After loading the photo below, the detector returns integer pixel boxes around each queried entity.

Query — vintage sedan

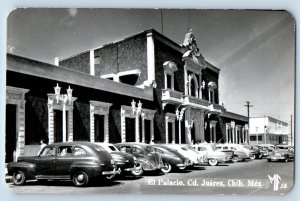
[257,144,276,158]
[243,145,262,159]
[215,144,249,162]
[151,145,193,172]
[267,145,294,162]
[192,144,230,166]
[7,142,120,187]
[115,143,164,176]
[94,143,140,177]
[165,144,203,166]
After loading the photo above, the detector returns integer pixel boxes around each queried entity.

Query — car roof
[115,142,150,147]
[48,141,95,147]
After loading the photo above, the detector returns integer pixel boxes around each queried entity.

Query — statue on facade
[182,29,201,58]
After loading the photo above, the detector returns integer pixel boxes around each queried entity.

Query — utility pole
[290,115,293,146]
[244,101,253,144]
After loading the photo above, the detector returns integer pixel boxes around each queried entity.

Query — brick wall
[59,51,90,74]
[94,35,147,86]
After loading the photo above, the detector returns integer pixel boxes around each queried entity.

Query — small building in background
[249,116,290,145]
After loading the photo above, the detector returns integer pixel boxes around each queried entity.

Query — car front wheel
[250,154,256,160]
[232,155,239,163]
[12,170,26,186]
[208,159,218,166]
[161,163,172,173]
[131,166,144,176]
[73,171,89,187]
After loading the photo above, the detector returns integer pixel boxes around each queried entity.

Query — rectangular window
[258,136,263,141]
[167,74,172,89]
[250,136,256,141]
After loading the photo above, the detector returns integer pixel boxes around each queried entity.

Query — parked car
[165,144,203,166]
[94,142,140,177]
[215,144,249,162]
[192,144,230,166]
[115,143,164,176]
[257,144,276,158]
[7,142,120,187]
[267,145,294,162]
[151,145,193,172]
[243,145,262,159]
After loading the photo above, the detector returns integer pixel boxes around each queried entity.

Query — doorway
[125,117,135,142]
[6,104,17,163]
[94,114,104,142]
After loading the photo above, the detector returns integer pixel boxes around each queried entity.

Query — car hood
[17,155,37,163]
[110,151,135,162]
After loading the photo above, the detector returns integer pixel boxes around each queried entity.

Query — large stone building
[249,116,290,145]
[6,29,249,162]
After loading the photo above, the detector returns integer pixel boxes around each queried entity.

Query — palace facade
[6,29,249,162]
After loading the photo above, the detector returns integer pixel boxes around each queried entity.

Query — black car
[94,142,140,177]
[115,143,164,176]
[7,142,120,187]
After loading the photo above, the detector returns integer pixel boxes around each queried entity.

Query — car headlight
[111,159,115,165]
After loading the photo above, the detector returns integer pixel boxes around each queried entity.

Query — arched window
[188,73,199,98]
[208,81,217,103]
[163,61,178,90]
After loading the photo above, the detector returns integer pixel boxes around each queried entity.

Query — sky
[6,8,295,123]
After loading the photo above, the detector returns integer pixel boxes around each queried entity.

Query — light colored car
[165,144,204,166]
[151,145,193,172]
[192,144,230,166]
[215,144,249,162]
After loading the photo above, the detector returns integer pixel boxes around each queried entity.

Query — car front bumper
[102,166,121,176]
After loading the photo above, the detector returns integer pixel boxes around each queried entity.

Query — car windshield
[93,145,106,152]
[145,145,155,153]
[108,145,119,151]
[186,146,199,154]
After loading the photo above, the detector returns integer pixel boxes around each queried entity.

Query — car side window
[57,146,73,157]
[223,146,228,150]
[73,147,87,156]
[230,147,237,150]
[40,147,55,156]
[119,146,131,153]
[215,147,221,150]
[132,147,143,154]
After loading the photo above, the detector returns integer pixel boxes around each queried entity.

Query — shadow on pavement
[187,166,206,171]
[115,175,143,181]
[22,179,123,187]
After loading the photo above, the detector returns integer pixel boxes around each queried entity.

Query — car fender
[70,160,104,177]
[7,162,36,180]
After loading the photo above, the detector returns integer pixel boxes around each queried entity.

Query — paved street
[6,159,294,195]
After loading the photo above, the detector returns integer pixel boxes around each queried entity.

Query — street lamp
[54,83,73,142]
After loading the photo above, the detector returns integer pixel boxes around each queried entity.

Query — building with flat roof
[6,29,248,162]
[249,116,290,145]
